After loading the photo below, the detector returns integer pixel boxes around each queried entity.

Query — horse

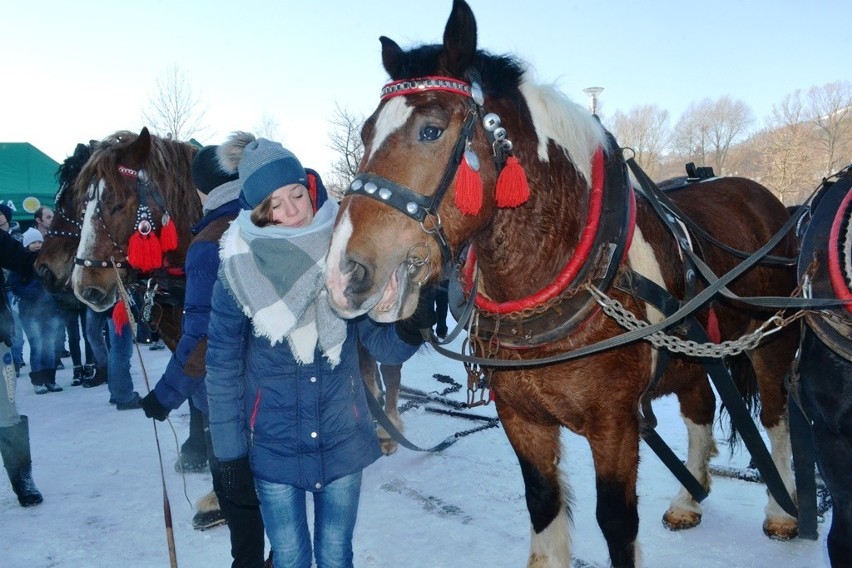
[323,1,800,566]
[794,164,852,567]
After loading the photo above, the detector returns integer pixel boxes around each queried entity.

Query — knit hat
[0,203,12,224]
[22,227,43,248]
[192,145,238,195]
[238,138,307,209]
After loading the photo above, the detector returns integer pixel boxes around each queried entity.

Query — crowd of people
[1,132,448,568]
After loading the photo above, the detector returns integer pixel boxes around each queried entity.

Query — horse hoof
[662,509,702,531]
[763,518,798,540]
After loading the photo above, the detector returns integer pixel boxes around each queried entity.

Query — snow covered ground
[5,329,832,567]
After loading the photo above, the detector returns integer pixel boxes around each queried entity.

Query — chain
[587,284,800,358]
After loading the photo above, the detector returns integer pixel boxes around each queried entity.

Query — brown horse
[324,1,799,566]
[70,128,200,331]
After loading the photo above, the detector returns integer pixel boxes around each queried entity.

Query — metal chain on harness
[586,283,805,358]
[463,312,495,407]
[141,278,158,324]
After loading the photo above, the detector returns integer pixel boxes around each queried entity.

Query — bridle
[344,73,515,273]
[46,183,84,240]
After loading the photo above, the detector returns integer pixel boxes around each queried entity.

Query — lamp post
[583,86,604,116]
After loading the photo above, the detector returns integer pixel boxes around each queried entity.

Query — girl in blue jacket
[206,138,430,568]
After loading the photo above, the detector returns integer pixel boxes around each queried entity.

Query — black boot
[30,370,47,395]
[71,366,84,387]
[0,416,44,507]
[43,368,63,392]
[82,363,96,381]
[82,366,107,388]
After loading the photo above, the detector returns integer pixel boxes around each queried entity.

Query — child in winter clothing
[205,136,433,568]
[9,228,63,394]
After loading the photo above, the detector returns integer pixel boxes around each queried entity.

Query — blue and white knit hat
[238,138,307,208]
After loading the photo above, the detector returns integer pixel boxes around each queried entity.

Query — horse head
[71,127,200,311]
[325,0,606,322]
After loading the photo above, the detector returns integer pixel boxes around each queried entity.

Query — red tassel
[159,216,178,252]
[112,299,130,335]
[496,156,530,208]
[706,307,721,343]
[127,230,163,272]
[454,155,483,215]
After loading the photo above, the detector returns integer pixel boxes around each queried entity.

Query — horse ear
[126,127,152,166]
[441,0,477,76]
[380,36,404,79]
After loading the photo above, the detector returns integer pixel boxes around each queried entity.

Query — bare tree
[671,97,753,174]
[609,104,670,179]
[254,113,281,141]
[759,91,820,204]
[326,103,365,200]
[807,80,852,175]
[142,65,207,141]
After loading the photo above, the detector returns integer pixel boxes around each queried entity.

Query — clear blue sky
[2,0,849,177]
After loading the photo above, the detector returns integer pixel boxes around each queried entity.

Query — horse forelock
[517,75,609,186]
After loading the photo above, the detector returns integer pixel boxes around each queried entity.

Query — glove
[219,457,260,507]
[141,391,170,421]
[395,285,438,346]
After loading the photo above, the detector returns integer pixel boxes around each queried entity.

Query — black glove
[219,457,260,507]
[141,391,170,422]
[395,285,438,346]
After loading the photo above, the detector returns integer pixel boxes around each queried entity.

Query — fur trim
[194,489,220,512]
[217,131,256,174]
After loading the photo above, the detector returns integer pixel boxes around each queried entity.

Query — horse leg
[800,330,852,567]
[587,416,642,568]
[662,363,718,531]
[378,363,403,455]
[750,332,799,540]
[497,404,570,568]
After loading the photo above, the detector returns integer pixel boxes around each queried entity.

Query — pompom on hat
[192,145,238,195]
[22,227,43,248]
[237,138,307,209]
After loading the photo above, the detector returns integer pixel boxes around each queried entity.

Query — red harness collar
[463,148,635,315]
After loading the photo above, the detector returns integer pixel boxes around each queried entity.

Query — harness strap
[363,386,460,452]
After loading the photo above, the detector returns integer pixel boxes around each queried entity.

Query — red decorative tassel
[112,299,130,335]
[159,215,178,252]
[705,307,721,343]
[496,156,530,208]
[454,155,483,215]
[127,230,163,272]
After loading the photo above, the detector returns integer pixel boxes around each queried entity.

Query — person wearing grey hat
[205,135,431,568]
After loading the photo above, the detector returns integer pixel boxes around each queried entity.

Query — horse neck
[472,154,587,303]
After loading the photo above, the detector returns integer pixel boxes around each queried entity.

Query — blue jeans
[256,471,363,568]
[18,303,61,376]
[5,291,24,366]
[85,308,135,403]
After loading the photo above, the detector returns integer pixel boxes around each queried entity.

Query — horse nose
[81,286,109,306]
[343,257,371,297]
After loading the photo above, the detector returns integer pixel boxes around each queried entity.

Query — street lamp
[583,86,604,116]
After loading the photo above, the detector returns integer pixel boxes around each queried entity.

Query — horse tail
[718,353,761,455]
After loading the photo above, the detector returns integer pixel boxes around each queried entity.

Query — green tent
[0,142,60,225]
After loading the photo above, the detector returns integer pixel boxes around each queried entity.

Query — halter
[47,183,84,240]
[345,73,514,271]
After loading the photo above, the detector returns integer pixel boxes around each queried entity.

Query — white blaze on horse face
[364,97,412,163]
[325,206,356,314]
[70,180,104,294]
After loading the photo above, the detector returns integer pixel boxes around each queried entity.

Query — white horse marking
[365,97,412,163]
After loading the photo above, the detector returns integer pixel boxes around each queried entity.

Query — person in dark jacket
[205,136,432,568]
[141,141,267,567]
[0,229,44,507]
[1,203,26,372]
[9,228,63,394]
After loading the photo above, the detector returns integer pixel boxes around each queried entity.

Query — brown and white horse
[324,1,800,566]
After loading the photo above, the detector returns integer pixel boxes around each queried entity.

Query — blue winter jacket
[206,279,419,491]
[152,198,241,414]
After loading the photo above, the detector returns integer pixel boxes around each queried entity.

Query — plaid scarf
[219,200,345,366]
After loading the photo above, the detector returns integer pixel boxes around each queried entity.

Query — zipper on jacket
[249,389,262,446]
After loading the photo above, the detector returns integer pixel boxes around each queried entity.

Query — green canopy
[0,142,60,224]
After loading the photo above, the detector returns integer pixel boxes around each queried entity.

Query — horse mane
[392,44,608,185]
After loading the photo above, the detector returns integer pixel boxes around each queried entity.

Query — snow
[6,331,832,567]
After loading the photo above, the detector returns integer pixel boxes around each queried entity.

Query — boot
[43,368,63,392]
[82,366,107,388]
[71,366,84,387]
[30,370,48,395]
[82,363,96,381]
[0,416,44,507]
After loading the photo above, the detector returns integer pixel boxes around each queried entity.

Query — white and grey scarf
[219,200,346,366]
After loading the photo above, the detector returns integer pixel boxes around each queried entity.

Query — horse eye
[419,125,444,142]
